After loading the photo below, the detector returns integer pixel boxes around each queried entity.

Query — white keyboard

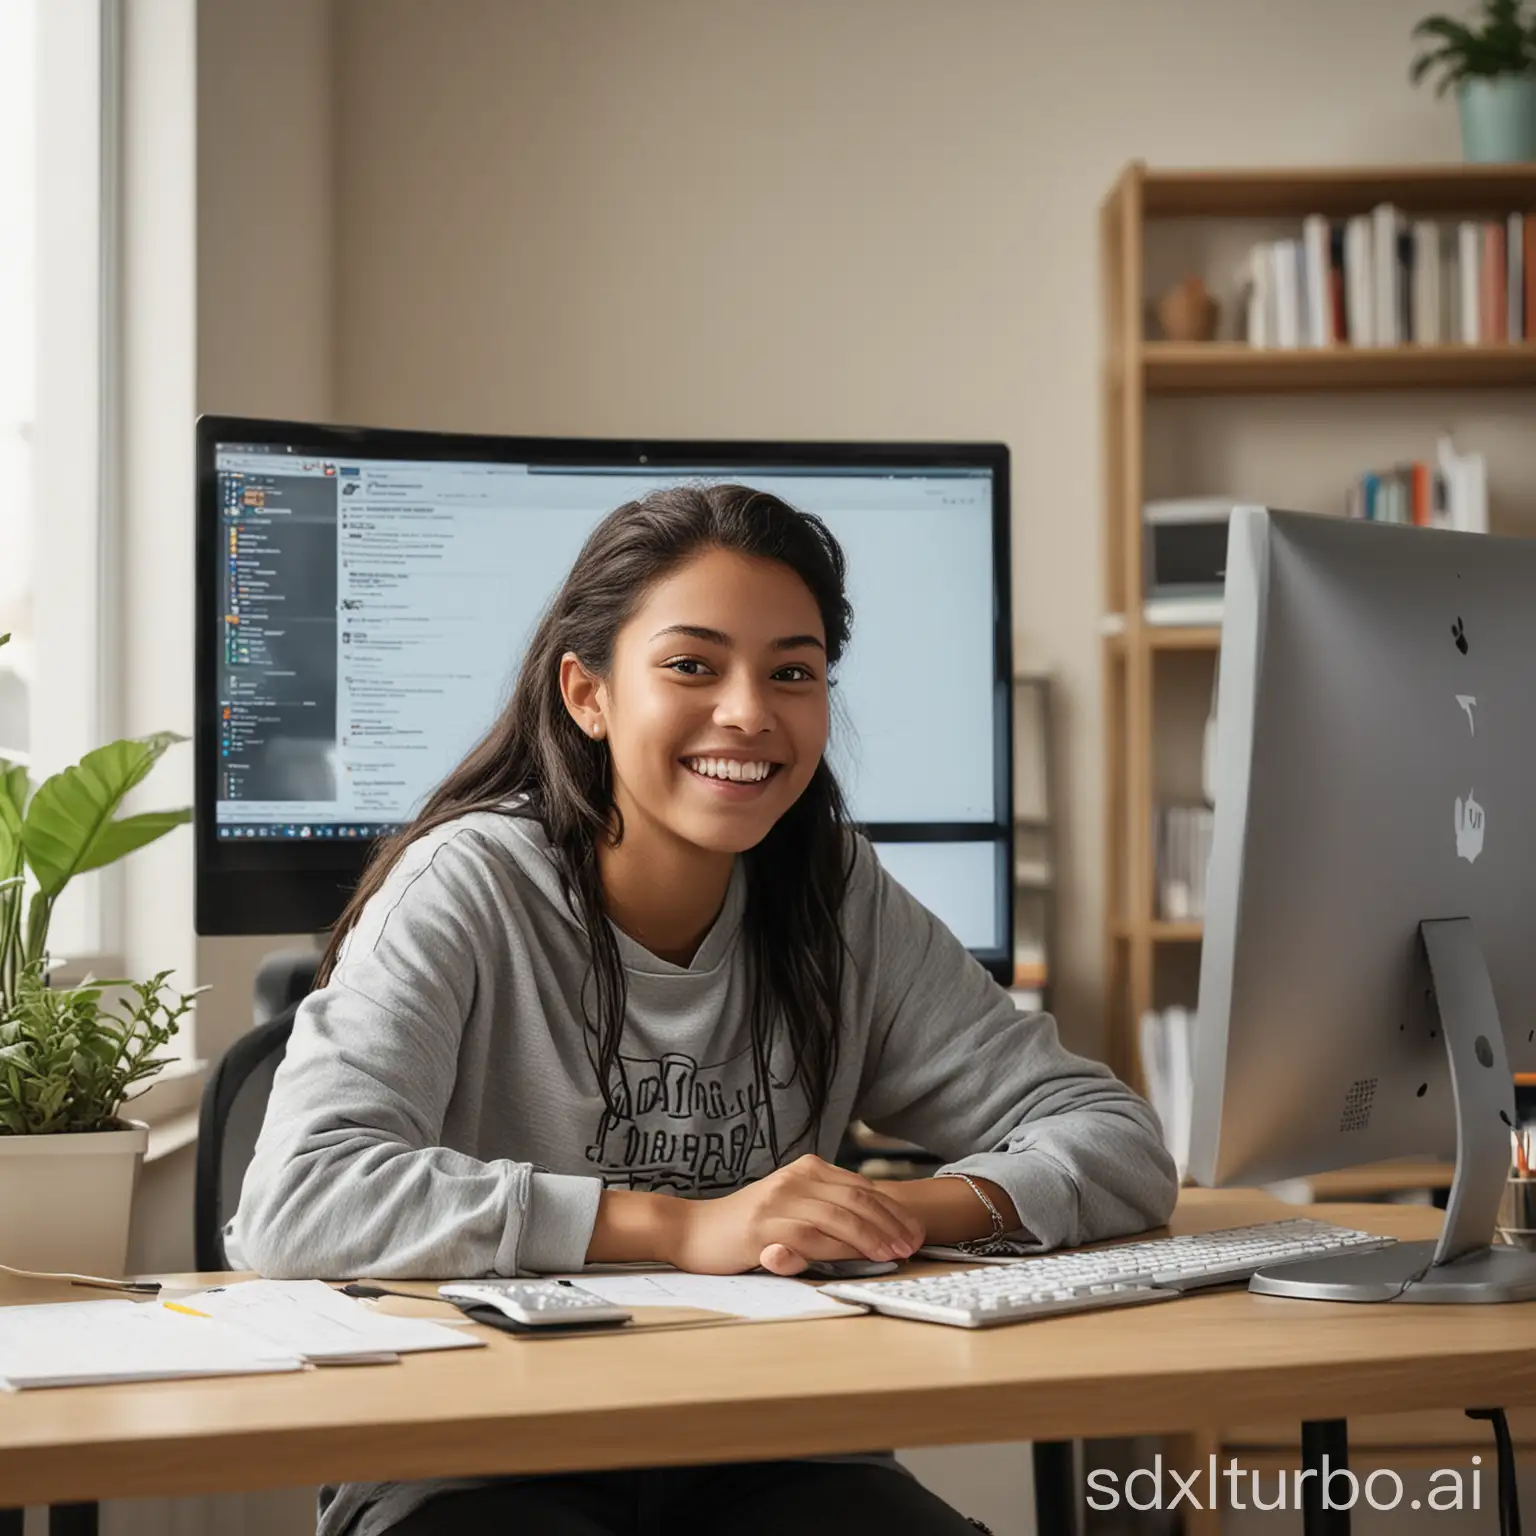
[820,1217,1397,1329]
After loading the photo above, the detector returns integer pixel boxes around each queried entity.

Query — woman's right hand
[660,1154,927,1276]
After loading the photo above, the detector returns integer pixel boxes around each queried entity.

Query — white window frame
[31,0,122,967]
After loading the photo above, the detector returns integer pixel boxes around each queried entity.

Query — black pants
[383,1461,986,1536]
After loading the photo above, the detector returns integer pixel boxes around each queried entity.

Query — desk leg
[49,1505,98,1536]
[1300,1420,1350,1536]
[1032,1440,1078,1536]
[0,1509,21,1536]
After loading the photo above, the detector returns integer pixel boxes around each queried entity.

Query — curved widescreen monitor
[195,417,1014,979]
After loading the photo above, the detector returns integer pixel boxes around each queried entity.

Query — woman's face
[569,547,831,856]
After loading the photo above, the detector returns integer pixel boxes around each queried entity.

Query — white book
[1273,240,1301,348]
[1510,213,1525,343]
[1198,811,1215,914]
[1441,226,1459,342]
[1246,243,1270,347]
[1462,452,1489,535]
[1344,216,1373,345]
[1412,221,1441,344]
[1372,203,1401,345]
[1164,1006,1195,1179]
[1458,222,1481,343]
[1303,215,1331,345]
[1138,1010,1174,1154]
[1438,435,1490,534]
[1158,808,1190,920]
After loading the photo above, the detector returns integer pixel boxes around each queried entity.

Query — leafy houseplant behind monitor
[0,633,198,1278]
[1411,0,1536,162]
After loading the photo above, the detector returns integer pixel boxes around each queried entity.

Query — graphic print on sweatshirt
[583,1044,773,1193]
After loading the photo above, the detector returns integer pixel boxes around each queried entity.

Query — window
[0,2,36,764]
[4,0,119,961]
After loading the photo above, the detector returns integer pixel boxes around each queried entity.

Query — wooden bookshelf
[1103,169,1528,1525]
[1099,162,1536,1127]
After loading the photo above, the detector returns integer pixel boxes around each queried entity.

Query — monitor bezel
[195,415,1015,978]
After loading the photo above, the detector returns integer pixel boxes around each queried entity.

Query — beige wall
[195,0,335,1068]
[323,0,1509,1053]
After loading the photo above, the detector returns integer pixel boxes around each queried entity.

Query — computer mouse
[800,1258,901,1279]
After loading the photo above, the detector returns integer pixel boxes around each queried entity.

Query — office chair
[193,1000,298,1272]
[193,949,320,1270]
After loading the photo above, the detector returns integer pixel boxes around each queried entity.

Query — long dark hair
[317,483,856,1165]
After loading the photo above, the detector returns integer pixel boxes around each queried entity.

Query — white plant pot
[0,1120,148,1278]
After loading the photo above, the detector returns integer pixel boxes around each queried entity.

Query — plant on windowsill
[1411,0,1536,162]
[0,632,199,1278]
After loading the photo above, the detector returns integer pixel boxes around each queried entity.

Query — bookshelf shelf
[1104,624,1221,654]
[1143,341,1536,394]
[1136,162,1536,220]
[1114,919,1204,943]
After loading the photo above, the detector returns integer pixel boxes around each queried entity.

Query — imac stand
[1251,918,1536,1304]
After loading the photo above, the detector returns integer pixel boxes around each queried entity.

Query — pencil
[162,1301,211,1319]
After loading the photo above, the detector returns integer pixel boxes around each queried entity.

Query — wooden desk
[1,1191,1533,1517]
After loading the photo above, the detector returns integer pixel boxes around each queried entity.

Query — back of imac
[1191,505,1536,1302]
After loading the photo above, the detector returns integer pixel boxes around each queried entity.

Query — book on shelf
[1156,803,1215,921]
[1138,1005,1194,1179]
[1344,435,1488,533]
[1238,205,1536,348]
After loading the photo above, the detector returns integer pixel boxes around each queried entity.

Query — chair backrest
[194,1002,298,1271]
[253,949,321,1026]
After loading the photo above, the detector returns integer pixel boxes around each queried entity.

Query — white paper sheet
[559,1272,866,1321]
[0,1299,304,1390]
[178,1280,483,1362]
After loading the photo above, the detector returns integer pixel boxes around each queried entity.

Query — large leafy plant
[0,632,197,1134]
[1411,0,1536,93]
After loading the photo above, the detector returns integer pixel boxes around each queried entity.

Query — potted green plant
[1412,0,1536,162]
[0,632,198,1278]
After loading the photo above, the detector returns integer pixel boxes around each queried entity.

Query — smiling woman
[229,483,1177,1536]
[561,547,834,967]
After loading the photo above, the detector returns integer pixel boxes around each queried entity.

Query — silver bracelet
[937,1171,1010,1254]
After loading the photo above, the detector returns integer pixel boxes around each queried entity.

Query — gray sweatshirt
[230,808,1177,1536]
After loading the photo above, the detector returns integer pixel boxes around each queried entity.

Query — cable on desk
[1466,1409,1521,1536]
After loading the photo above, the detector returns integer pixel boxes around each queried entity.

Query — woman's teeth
[684,757,775,783]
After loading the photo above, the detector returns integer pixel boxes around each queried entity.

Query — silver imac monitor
[1192,506,1536,1303]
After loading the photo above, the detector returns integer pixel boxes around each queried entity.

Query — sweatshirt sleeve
[849,841,1179,1251]
[226,828,602,1280]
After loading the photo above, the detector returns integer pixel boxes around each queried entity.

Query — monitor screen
[196,419,1013,975]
